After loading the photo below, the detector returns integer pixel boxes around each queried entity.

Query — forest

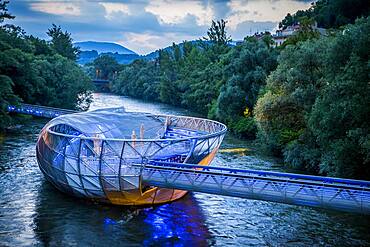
[110,0,370,179]
[0,1,92,129]
[0,0,369,179]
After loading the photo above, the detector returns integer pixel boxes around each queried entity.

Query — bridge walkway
[140,161,370,214]
[7,103,78,118]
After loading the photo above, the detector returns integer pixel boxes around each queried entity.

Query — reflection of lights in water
[104,218,117,225]
[142,198,211,246]
[145,205,180,241]
[33,183,212,246]
[100,196,211,246]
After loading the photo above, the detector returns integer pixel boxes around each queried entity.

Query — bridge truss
[140,161,370,214]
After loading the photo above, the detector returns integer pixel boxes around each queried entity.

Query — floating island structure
[36,108,227,205]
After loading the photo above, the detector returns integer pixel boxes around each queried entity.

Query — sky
[6,0,313,54]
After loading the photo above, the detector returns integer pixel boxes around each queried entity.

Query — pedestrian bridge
[7,103,370,214]
[7,103,78,118]
[141,161,370,214]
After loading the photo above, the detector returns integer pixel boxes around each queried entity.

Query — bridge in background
[92,79,110,91]
[7,103,78,118]
[7,103,370,214]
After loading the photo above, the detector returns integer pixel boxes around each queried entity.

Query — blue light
[104,217,117,225]
[142,200,210,246]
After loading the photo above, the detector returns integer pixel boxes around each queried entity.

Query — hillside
[75,41,137,54]
[75,41,141,65]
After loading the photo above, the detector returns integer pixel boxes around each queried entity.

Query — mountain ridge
[74,41,137,55]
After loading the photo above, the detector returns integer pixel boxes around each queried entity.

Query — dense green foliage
[212,38,278,138]
[256,18,370,179]
[280,0,370,29]
[113,38,277,138]
[88,54,120,80]
[112,0,369,179]
[0,1,92,130]
[0,0,13,23]
[47,24,79,61]
[113,18,277,138]
[203,19,231,45]
[281,17,320,47]
[112,59,159,100]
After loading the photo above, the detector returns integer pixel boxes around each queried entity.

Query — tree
[309,56,370,178]
[261,33,274,48]
[214,38,278,137]
[308,18,370,179]
[91,54,120,80]
[0,3,93,131]
[313,0,370,28]
[112,59,160,101]
[216,82,246,121]
[279,13,294,28]
[111,26,277,138]
[31,54,93,110]
[0,0,14,23]
[255,18,370,179]
[204,19,231,45]
[279,0,370,30]
[47,24,79,60]
[158,49,179,105]
[0,75,19,129]
[28,35,54,56]
[255,37,328,156]
[282,17,320,47]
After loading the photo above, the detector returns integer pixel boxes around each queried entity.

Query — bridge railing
[146,161,370,188]
[140,161,370,214]
[7,103,78,118]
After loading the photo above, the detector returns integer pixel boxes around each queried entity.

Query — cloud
[229,20,278,39]
[99,2,131,19]
[120,32,199,54]
[145,0,214,26]
[30,1,81,16]
[227,0,312,30]
[6,0,314,54]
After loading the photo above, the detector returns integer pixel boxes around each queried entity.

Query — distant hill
[78,51,140,65]
[75,40,223,65]
[141,40,215,61]
[74,41,140,65]
[75,41,137,55]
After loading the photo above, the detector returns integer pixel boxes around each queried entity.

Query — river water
[1,93,369,246]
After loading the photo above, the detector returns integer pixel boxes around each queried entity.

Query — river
[1,93,369,246]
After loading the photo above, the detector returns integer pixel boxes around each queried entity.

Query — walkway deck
[140,162,370,214]
[7,103,78,118]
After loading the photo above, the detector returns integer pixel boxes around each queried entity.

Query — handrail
[8,103,78,113]
[45,114,227,142]
[146,161,370,188]
[7,103,228,142]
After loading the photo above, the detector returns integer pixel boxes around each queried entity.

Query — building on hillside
[272,24,301,46]
[271,22,326,47]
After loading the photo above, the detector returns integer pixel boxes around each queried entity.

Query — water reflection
[89,93,196,116]
[33,181,212,246]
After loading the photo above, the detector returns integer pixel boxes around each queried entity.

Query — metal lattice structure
[141,162,370,214]
[8,103,78,118]
[35,108,227,205]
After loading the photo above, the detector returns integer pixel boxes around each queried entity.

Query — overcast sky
[6,0,313,54]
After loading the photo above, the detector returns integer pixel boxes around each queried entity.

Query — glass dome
[36,108,227,205]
